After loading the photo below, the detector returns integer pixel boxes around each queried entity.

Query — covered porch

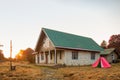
[35,49,64,65]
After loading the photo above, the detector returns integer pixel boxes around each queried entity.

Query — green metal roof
[43,28,103,52]
[100,48,115,55]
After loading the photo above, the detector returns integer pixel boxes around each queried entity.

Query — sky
[0,0,120,58]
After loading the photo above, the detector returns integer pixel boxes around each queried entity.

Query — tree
[15,50,24,60]
[15,48,35,63]
[0,50,5,60]
[101,40,107,49]
[108,34,120,58]
[23,48,35,63]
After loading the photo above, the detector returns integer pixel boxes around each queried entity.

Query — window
[41,54,44,60]
[59,51,62,59]
[72,51,78,60]
[91,53,95,60]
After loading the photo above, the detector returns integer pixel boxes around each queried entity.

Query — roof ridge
[42,27,91,40]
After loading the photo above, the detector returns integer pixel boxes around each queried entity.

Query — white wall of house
[46,50,65,64]
[39,53,46,63]
[37,36,55,64]
[35,53,46,64]
[35,54,40,64]
[56,51,65,64]
[41,37,55,51]
[105,52,118,63]
[64,50,100,66]
[49,52,55,64]
[35,54,38,64]
[35,50,100,66]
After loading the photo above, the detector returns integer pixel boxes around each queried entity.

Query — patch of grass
[0,61,120,80]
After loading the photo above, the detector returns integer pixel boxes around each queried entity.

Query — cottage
[100,48,118,63]
[34,28,103,66]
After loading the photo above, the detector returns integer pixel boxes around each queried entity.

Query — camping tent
[92,57,111,68]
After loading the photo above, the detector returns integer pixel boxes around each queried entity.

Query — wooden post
[10,40,12,71]
[48,50,50,64]
[37,53,40,64]
[54,49,56,64]
[9,40,16,71]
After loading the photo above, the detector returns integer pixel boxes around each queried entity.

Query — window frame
[59,51,62,59]
[91,52,95,60]
[72,51,78,60]
[41,53,44,60]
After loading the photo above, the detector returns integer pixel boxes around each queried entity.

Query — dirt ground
[0,61,120,80]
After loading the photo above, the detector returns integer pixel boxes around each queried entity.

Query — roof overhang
[55,46,101,53]
[32,52,38,55]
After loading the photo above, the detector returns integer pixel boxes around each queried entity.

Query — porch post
[54,49,57,64]
[37,53,39,64]
[35,54,38,64]
[39,52,41,64]
[48,50,50,64]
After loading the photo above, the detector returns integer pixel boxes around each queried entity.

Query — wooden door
[45,53,48,64]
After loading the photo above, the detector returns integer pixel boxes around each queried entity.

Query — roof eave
[100,54,108,56]
[34,28,43,52]
[55,46,101,53]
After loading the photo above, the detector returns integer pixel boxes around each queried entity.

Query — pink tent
[92,57,111,68]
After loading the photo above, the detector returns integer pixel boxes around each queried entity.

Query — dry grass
[0,61,42,80]
[0,61,120,80]
[55,63,120,80]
